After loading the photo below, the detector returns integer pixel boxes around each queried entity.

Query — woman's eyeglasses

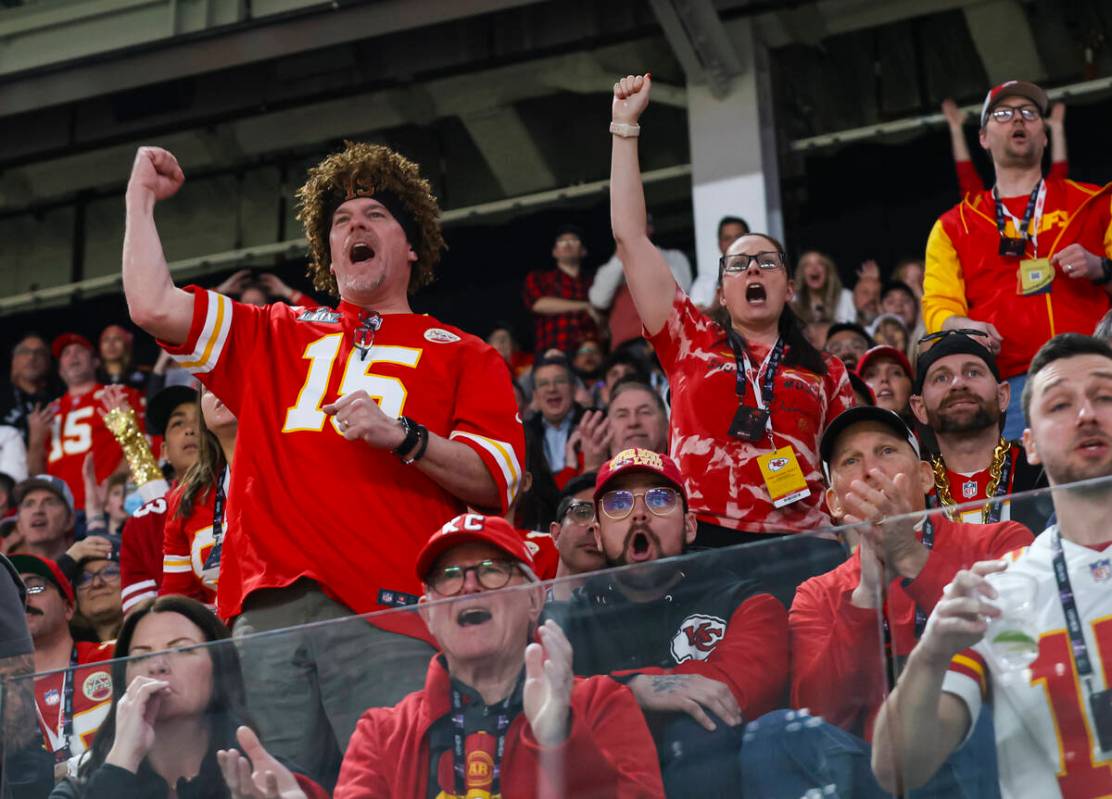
[599,487,681,520]
[720,252,786,275]
[426,560,519,596]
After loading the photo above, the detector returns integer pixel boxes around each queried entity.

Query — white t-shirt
[942,528,1112,798]
[588,248,693,310]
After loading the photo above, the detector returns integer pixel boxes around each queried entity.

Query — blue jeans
[1003,373,1028,441]
[649,710,745,799]
[738,708,1000,799]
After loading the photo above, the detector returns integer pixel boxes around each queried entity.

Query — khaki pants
[232,580,434,788]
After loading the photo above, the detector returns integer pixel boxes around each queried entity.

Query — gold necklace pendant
[933,438,1010,522]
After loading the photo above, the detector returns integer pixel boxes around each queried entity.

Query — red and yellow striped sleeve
[923,219,968,333]
[948,647,989,700]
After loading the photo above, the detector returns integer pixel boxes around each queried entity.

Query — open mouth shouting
[349,241,376,263]
[745,282,767,306]
[623,526,660,564]
[456,606,494,628]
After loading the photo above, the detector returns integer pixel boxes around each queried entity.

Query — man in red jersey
[924,79,1112,441]
[12,554,114,778]
[39,334,143,517]
[121,141,524,785]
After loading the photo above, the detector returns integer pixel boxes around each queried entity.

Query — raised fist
[126,146,185,205]
[612,74,652,125]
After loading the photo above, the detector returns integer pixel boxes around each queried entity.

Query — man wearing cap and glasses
[121,142,524,784]
[910,330,1050,531]
[553,448,788,799]
[739,406,1031,798]
[228,513,665,798]
[11,554,114,777]
[873,333,1112,798]
[923,79,1112,442]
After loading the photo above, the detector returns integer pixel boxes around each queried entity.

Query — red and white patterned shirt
[648,288,853,535]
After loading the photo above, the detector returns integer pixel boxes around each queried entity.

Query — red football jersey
[34,641,115,761]
[46,385,145,508]
[162,288,525,639]
[159,481,218,606]
[648,288,853,534]
[120,495,170,613]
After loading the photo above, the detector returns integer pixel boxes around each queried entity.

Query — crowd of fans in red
[1,75,1111,799]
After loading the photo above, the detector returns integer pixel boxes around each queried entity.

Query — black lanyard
[1052,532,1097,684]
[728,330,784,409]
[51,646,78,762]
[993,181,1041,257]
[202,466,227,571]
[450,685,516,797]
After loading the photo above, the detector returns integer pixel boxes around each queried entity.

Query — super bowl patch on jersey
[424,328,461,344]
[670,613,727,663]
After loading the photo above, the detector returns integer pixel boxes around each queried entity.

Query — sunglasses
[426,559,519,596]
[916,328,992,354]
[599,487,681,520]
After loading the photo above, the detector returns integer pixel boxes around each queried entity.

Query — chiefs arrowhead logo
[670,613,727,663]
[767,457,788,472]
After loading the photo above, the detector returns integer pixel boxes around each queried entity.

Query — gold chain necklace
[932,437,1010,521]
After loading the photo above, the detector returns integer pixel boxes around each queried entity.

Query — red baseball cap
[856,345,913,382]
[980,80,1048,127]
[415,514,533,582]
[10,553,75,605]
[51,332,94,360]
[594,447,686,501]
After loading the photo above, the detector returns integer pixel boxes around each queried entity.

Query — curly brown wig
[296,141,446,296]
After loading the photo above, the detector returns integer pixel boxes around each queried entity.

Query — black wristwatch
[1096,258,1112,286]
[392,416,428,464]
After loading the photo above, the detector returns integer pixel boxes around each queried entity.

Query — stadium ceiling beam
[0,0,548,117]
[648,0,743,97]
[460,107,558,197]
[757,0,974,48]
[0,163,692,317]
[788,75,1112,153]
[962,0,1047,85]
[0,42,686,213]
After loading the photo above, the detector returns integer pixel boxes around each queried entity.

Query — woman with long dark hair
[609,74,854,549]
[159,386,237,605]
[50,595,323,798]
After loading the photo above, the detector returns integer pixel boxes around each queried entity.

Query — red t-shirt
[33,641,115,760]
[159,482,218,606]
[120,495,170,613]
[161,289,525,639]
[648,288,854,534]
[46,385,145,507]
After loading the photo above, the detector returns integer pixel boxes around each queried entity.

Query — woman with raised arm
[609,74,854,550]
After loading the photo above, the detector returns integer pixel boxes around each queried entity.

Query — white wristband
[609,121,641,138]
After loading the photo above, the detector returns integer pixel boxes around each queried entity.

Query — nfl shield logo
[961,480,978,499]
[1090,559,1112,583]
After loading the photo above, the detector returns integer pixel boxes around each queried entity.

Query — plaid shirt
[522,267,598,354]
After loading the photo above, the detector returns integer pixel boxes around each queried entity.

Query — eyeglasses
[535,376,570,390]
[76,563,120,589]
[426,559,519,596]
[720,251,786,274]
[599,487,681,520]
[13,346,48,358]
[989,105,1041,123]
[917,329,992,354]
[23,580,50,596]
[562,500,596,525]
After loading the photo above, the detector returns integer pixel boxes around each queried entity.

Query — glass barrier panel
[17,472,1109,798]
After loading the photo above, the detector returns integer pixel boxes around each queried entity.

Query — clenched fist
[126,147,185,207]
[612,74,653,126]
